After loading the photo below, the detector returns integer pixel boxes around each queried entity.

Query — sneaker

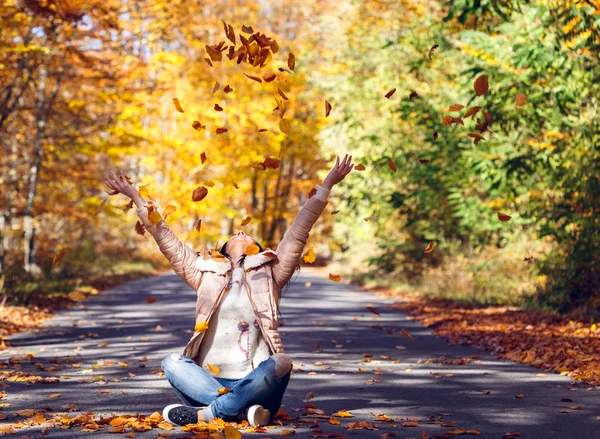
[245,404,270,427]
[162,404,200,426]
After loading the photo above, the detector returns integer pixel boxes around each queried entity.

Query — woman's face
[226,230,257,257]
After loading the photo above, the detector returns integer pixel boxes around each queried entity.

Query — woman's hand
[322,154,354,191]
[103,169,137,199]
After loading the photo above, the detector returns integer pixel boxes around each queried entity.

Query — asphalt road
[2,267,599,438]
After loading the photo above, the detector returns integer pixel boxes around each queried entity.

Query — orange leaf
[232,181,239,189]
[262,157,280,169]
[287,53,296,70]
[241,216,251,226]
[424,242,435,253]
[262,72,276,82]
[163,205,176,219]
[207,363,220,374]
[388,157,397,172]
[192,187,208,202]
[355,163,365,170]
[303,248,316,263]
[401,329,414,342]
[385,88,397,99]
[217,387,231,395]
[366,306,380,316]
[473,74,489,96]
[402,421,419,427]
[172,97,184,113]
[329,273,341,282]
[449,104,464,112]
[241,25,254,34]
[498,212,512,222]
[245,244,260,256]
[201,152,207,164]
[216,128,228,134]
[145,297,157,304]
[515,93,527,107]
[325,100,332,117]
[464,106,482,118]
[328,417,340,425]
[194,321,209,332]
[53,248,69,266]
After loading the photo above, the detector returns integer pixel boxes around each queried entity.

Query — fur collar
[195,249,278,275]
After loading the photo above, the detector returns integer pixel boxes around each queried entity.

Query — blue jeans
[161,354,291,423]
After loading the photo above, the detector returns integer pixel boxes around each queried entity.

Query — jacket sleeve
[272,187,329,289]
[135,205,204,292]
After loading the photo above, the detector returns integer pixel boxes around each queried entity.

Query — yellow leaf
[217,387,231,395]
[194,322,209,332]
[279,118,292,134]
[224,424,241,439]
[68,291,86,301]
[162,205,176,219]
[303,248,316,263]
[328,417,340,425]
[333,410,354,417]
[207,363,220,374]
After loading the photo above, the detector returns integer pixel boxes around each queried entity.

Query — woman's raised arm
[104,169,205,292]
[271,154,354,289]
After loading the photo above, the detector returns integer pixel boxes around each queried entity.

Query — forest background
[1,0,599,333]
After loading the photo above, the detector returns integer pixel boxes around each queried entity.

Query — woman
[103,154,353,427]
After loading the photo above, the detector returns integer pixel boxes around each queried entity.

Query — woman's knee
[161,353,181,375]
[271,353,293,378]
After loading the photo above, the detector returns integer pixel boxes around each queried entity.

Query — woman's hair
[217,237,300,325]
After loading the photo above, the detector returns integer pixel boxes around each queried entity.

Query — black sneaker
[162,404,200,426]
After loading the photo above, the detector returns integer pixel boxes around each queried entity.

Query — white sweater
[196,184,330,379]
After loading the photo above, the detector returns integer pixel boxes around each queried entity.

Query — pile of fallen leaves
[388,298,600,385]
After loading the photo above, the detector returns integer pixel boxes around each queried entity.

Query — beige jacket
[135,195,328,362]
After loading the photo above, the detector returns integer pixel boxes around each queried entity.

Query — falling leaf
[262,157,280,169]
[223,84,233,93]
[464,106,482,118]
[216,128,228,134]
[211,81,220,94]
[244,73,263,83]
[172,98,184,113]
[148,211,162,225]
[241,216,251,226]
[245,244,260,256]
[258,128,268,132]
[279,118,292,134]
[474,74,489,96]
[195,322,209,332]
[232,181,239,189]
[498,212,512,222]
[53,248,69,266]
[214,104,224,111]
[192,186,209,202]
[449,104,464,112]
[263,72,276,82]
[409,91,419,100]
[424,242,435,253]
[325,100,332,117]
[241,24,254,34]
[433,131,439,140]
[303,248,316,263]
[217,387,231,395]
[468,133,486,145]
[287,52,295,71]
[145,297,157,304]
[163,205,176,219]
[94,199,107,216]
[428,44,439,60]
[331,209,340,215]
[204,57,213,67]
[355,163,365,170]
[385,88,397,99]
[515,93,527,107]
[278,88,289,100]
[192,120,206,130]
[329,273,341,282]
[419,159,429,164]
[68,291,86,301]
[204,180,215,187]
[388,157,397,172]
[401,329,414,342]
[200,152,207,164]
[515,394,525,399]
[195,219,202,232]
[366,306,380,316]
[207,363,220,375]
